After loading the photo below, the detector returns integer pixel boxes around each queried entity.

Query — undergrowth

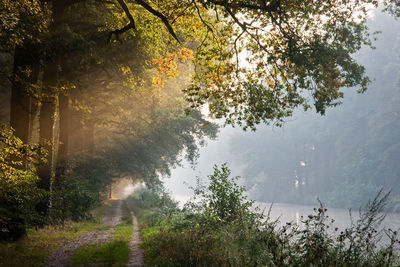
[128,164,400,266]
[0,199,106,266]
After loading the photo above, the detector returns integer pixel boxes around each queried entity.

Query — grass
[70,240,129,267]
[0,220,102,266]
[0,201,107,266]
[70,200,133,266]
[0,200,134,267]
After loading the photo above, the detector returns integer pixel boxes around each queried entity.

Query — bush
[51,155,115,223]
[196,163,254,223]
[51,179,100,222]
[0,123,47,240]
[127,185,178,228]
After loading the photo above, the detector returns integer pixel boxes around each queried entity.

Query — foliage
[130,165,399,266]
[229,11,400,210]
[2,0,400,245]
[0,0,49,51]
[191,163,254,223]
[50,156,116,223]
[177,0,394,129]
[127,185,179,229]
[0,122,48,240]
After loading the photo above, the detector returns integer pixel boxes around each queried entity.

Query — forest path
[127,213,145,266]
[44,200,122,267]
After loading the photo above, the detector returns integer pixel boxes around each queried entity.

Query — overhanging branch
[200,0,281,12]
[134,0,181,44]
[110,0,137,41]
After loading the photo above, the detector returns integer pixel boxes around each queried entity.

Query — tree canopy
[107,0,400,129]
[229,11,400,210]
[1,0,400,239]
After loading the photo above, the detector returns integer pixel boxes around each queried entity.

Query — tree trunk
[55,94,70,180]
[37,0,69,216]
[37,91,57,215]
[84,120,94,154]
[68,102,84,155]
[10,46,40,169]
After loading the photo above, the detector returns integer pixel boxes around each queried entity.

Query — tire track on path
[127,212,145,267]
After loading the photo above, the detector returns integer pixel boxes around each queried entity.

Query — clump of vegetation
[50,156,115,223]
[129,164,400,266]
[0,123,48,240]
[0,123,110,240]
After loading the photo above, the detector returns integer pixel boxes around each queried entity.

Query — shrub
[51,156,115,223]
[51,179,100,222]
[0,123,47,240]
[196,163,254,223]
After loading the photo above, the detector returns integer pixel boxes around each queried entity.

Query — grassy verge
[0,201,106,266]
[70,200,133,266]
[0,220,103,266]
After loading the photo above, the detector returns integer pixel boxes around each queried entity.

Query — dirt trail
[44,200,122,267]
[127,213,145,267]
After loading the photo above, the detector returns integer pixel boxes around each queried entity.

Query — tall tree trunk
[37,0,69,216]
[68,104,84,154]
[10,46,40,169]
[55,94,70,180]
[83,120,94,154]
[37,88,57,215]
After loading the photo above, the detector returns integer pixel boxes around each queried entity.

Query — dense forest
[230,11,400,211]
[1,0,400,266]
